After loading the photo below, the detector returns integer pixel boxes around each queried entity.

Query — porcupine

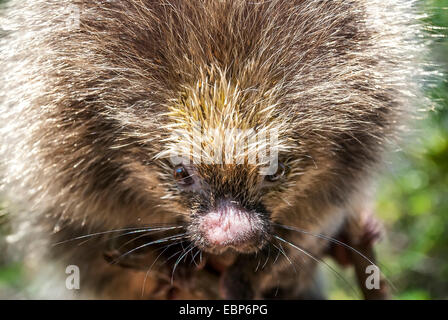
[0,0,425,299]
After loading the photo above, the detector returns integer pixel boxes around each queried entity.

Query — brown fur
[0,0,425,299]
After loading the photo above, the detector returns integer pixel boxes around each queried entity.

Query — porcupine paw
[328,212,383,267]
[358,212,383,247]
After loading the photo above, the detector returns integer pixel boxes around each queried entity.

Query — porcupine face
[137,0,410,254]
[1,1,416,256]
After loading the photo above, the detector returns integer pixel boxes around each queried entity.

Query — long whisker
[274,223,376,267]
[112,233,188,264]
[272,243,281,266]
[271,241,297,274]
[141,239,187,297]
[164,248,184,263]
[53,226,183,246]
[261,244,271,270]
[78,227,176,247]
[191,248,201,267]
[274,223,396,291]
[171,243,195,285]
[115,228,179,251]
[254,254,262,272]
[274,234,361,299]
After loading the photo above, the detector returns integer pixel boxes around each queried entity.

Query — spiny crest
[157,67,292,168]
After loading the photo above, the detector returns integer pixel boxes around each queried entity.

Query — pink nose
[199,204,259,248]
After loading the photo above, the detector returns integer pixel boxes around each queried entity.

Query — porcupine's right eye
[173,165,194,186]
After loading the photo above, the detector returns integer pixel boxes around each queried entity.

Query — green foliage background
[0,0,447,299]
[328,0,448,300]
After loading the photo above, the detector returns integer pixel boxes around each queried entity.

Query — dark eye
[265,163,286,182]
[173,165,194,186]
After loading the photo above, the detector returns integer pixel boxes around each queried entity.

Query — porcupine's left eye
[173,165,194,186]
[265,162,286,182]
